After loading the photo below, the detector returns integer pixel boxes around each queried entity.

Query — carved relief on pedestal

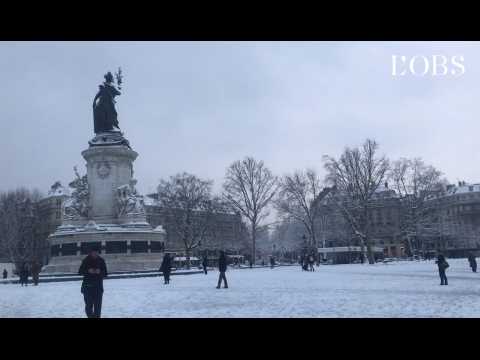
[64,167,90,221]
[96,161,111,179]
[116,179,146,217]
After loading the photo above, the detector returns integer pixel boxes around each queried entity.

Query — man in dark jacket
[20,263,29,286]
[308,255,315,272]
[78,247,108,318]
[436,254,449,285]
[468,252,477,273]
[216,251,228,289]
[160,253,172,284]
[202,256,208,275]
[2,269,7,279]
[31,262,40,286]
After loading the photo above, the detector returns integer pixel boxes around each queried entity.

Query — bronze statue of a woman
[93,72,121,133]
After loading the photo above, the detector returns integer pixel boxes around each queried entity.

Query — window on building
[131,241,148,253]
[150,241,165,253]
[106,241,127,254]
[61,243,78,256]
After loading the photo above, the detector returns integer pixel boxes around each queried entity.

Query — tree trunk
[185,247,191,270]
[366,239,375,264]
[252,223,256,265]
[359,239,365,263]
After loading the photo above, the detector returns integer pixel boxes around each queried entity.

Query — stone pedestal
[43,131,167,274]
[82,144,139,224]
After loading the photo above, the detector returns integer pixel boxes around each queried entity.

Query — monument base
[43,224,167,274]
[43,253,166,274]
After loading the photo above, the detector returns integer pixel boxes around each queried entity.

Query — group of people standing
[18,262,41,286]
[300,254,316,272]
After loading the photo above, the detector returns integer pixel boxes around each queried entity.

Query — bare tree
[275,169,333,252]
[223,157,278,265]
[0,188,44,272]
[389,158,447,255]
[323,139,389,264]
[156,172,224,269]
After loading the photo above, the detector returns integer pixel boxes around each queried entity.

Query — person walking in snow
[3,269,7,279]
[468,252,477,273]
[20,263,29,286]
[78,246,108,318]
[308,255,315,272]
[436,254,449,286]
[216,251,228,289]
[270,256,275,269]
[202,256,208,275]
[160,253,172,284]
[302,256,308,271]
[31,262,40,286]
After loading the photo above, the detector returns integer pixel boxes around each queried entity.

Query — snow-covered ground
[2,258,480,317]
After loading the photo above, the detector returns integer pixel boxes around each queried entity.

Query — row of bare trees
[156,139,448,266]
[0,188,46,272]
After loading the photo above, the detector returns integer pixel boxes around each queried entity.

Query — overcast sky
[0,41,479,196]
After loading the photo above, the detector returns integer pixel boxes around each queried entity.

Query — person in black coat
[308,255,315,272]
[31,261,40,286]
[202,256,208,275]
[20,264,29,286]
[2,269,7,279]
[270,256,275,269]
[468,252,477,273]
[435,254,449,285]
[78,247,108,318]
[216,251,228,289]
[160,253,172,284]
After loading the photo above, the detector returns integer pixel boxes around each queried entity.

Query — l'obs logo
[392,55,465,77]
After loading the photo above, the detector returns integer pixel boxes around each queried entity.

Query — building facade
[314,182,480,258]
[424,182,480,257]
[36,188,68,264]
